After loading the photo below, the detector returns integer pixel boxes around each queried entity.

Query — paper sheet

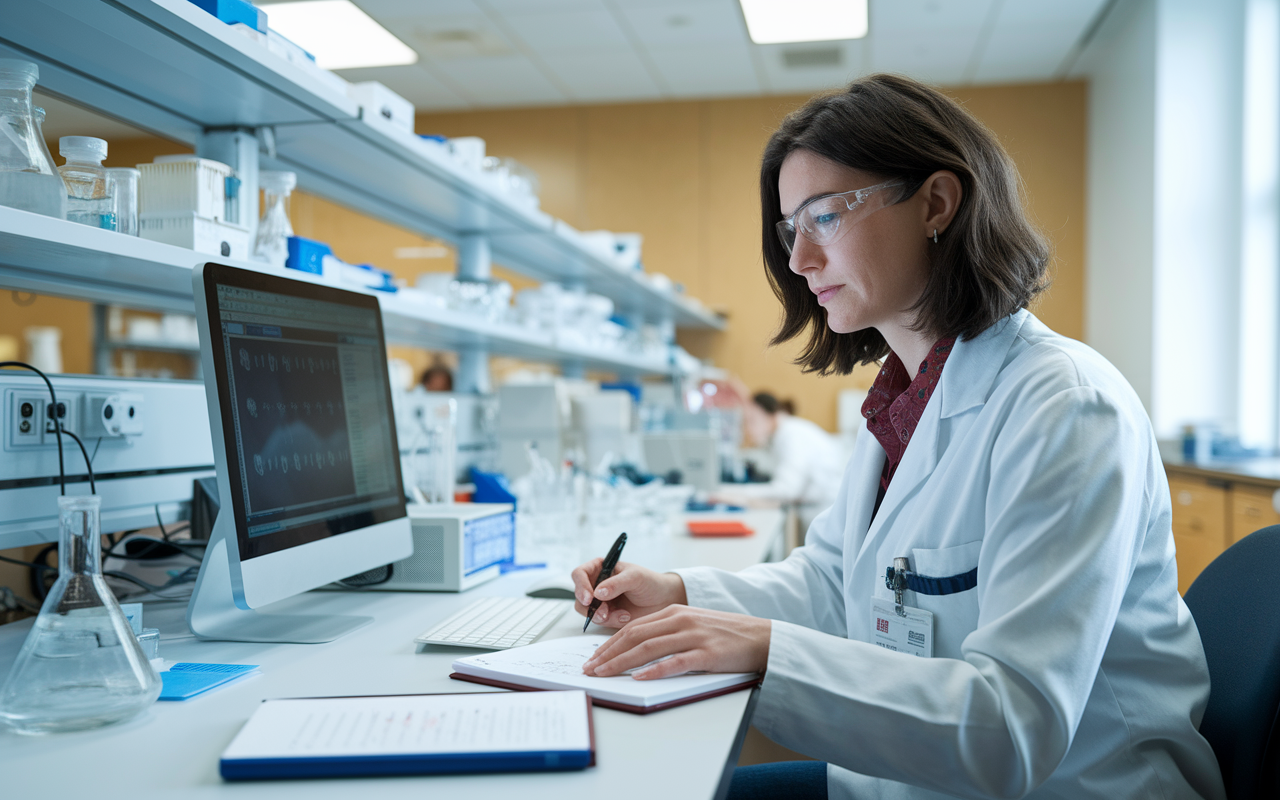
[222,690,591,760]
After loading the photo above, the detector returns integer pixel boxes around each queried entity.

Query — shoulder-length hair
[760,73,1050,375]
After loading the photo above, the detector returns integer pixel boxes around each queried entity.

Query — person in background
[420,357,453,392]
[715,390,845,534]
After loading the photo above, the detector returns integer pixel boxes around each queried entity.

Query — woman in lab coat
[714,391,845,534]
[571,74,1225,800]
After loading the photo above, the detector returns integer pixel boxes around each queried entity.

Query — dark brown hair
[760,73,1050,375]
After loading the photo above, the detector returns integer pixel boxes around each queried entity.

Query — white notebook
[220,691,594,780]
[450,635,758,713]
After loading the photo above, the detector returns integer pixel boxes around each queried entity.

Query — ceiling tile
[480,0,604,12]
[617,2,747,47]
[992,0,1109,28]
[356,0,489,22]
[539,49,663,102]
[870,30,976,85]
[647,43,761,98]
[971,24,1080,84]
[755,40,869,95]
[502,8,632,52]
[431,54,570,107]
[869,0,993,37]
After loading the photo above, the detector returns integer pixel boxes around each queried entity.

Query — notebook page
[453,635,756,707]
[222,691,591,760]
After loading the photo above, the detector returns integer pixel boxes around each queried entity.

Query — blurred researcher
[420,358,453,392]
[717,391,845,531]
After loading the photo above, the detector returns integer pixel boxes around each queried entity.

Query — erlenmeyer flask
[0,495,160,734]
[0,59,67,219]
[254,170,296,268]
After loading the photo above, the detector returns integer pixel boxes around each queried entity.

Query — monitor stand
[186,512,372,644]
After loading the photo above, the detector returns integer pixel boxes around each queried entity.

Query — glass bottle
[107,166,140,236]
[254,170,296,268]
[0,495,160,734]
[58,136,115,230]
[0,59,67,219]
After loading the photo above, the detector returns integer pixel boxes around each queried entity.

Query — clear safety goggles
[775,180,903,256]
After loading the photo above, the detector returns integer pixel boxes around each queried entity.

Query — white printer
[362,503,515,592]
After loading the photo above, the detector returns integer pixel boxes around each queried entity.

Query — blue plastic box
[187,0,267,33]
[286,236,332,275]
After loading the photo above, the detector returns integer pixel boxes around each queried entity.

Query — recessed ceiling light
[739,0,868,45]
[256,0,418,70]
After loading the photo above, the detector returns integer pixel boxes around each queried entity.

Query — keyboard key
[415,597,571,650]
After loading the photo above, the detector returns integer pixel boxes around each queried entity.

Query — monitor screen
[202,266,406,561]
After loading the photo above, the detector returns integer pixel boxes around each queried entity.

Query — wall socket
[84,393,145,437]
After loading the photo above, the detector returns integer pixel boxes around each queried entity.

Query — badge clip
[885,556,912,617]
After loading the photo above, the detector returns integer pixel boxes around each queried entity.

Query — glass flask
[254,170,296,268]
[58,136,115,230]
[0,59,67,219]
[0,495,160,735]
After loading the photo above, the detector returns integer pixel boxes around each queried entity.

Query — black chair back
[1183,524,1280,799]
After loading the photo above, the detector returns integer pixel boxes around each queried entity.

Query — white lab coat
[720,414,845,529]
[674,310,1225,800]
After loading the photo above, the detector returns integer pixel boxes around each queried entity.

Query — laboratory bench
[1162,455,1280,594]
[0,509,784,799]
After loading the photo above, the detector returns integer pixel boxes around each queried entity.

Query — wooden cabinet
[1168,477,1229,595]
[1229,484,1280,544]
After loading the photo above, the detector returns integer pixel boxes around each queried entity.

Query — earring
[932,229,938,244]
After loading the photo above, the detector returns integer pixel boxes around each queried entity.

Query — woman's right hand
[570,559,688,629]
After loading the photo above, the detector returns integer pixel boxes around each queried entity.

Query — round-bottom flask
[0,495,160,734]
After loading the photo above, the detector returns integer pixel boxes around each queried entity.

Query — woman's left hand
[582,605,771,680]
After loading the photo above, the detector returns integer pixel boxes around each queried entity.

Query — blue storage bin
[286,236,332,275]
[186,0,267,33]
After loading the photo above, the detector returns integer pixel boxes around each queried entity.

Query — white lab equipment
[0,495,161,734]
[253,170,296,268]
[352,503,515,593]
[58,136,114,229]
[137,155,234,220]
[22,325,61,374]
[0,60,66,220]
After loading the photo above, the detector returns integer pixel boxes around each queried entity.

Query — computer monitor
[187,263,412,643]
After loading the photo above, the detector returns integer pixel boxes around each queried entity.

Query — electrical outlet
[42,392,79,443]
[83,393,145,438]
[8,391,45,448]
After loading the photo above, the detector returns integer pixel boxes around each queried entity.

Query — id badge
[870,597,933,657]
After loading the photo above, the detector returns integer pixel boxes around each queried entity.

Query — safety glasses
[775,180,903,256]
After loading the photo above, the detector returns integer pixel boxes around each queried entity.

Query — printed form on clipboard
[450,635,759,714]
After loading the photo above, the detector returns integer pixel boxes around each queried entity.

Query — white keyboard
[415,596,571,650]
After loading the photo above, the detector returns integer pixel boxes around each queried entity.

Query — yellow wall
[416,81,1086,430]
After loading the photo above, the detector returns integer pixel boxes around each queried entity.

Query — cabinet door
[1168,477,1228,594]
[1229,485,1280,544]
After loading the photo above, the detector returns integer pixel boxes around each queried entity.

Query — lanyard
[885,556,979,615]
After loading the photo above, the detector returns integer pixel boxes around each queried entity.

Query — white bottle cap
[59,136,108,163]
[0,59,38,84]
[259,171,297,194]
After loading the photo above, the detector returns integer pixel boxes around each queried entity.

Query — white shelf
[4,0,724,332]
[0,207,676,376]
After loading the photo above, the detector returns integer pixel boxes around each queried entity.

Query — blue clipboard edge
[219,691,596,781]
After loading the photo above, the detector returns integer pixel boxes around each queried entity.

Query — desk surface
[0,509,782,799]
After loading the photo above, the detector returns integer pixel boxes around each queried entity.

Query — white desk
[0,509,782,799]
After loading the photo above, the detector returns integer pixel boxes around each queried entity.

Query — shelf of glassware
[4,0,724,332]
[0,206,677,377]
[264,115,725,331]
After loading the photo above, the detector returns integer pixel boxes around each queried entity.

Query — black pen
[584,532,627,632]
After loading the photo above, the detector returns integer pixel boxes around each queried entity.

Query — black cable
[90,436,103,465]
[0,362,65,495]
[154,504,171,541]
[28,544,58,602]
[103,569,196,599]
[0,552,55,572]
[58,426,95,494]
[101,535,207,562]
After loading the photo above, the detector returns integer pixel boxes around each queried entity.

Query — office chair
[1182,524,1280,800]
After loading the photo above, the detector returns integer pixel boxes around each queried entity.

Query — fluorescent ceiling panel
[739,0,868,44]
[259,0,419,70]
